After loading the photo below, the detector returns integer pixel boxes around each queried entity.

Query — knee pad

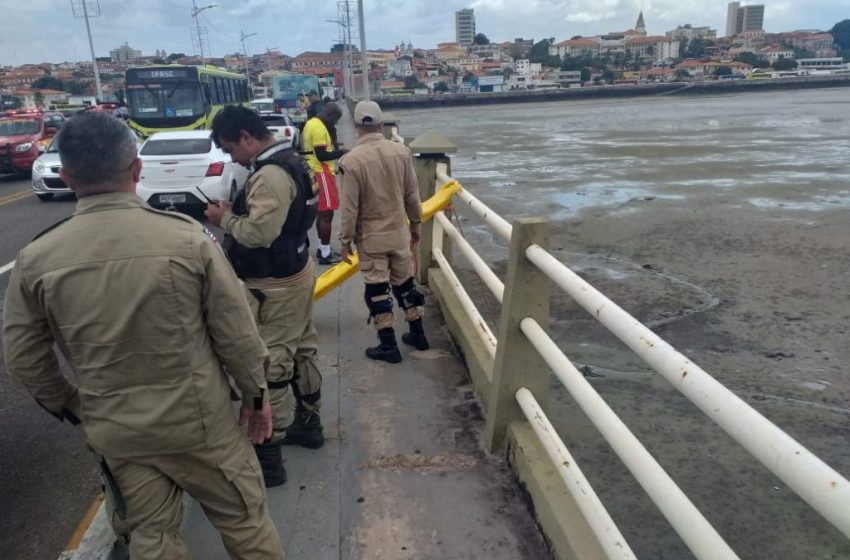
[392,277,425,310]
[364,282,393,317]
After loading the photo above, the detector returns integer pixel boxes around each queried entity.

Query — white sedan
[137,131,248,216]
[260,114,300,151]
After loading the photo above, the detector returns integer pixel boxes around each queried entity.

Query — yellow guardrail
[313,179,462,300]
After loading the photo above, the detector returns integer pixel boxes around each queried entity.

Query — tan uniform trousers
[358,248,423,329]
[105,431,283,560]
[246,278,322,440]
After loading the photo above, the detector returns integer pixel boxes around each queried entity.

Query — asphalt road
[0,174,99,560]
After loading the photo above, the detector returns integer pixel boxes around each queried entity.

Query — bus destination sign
[134,69,191,80]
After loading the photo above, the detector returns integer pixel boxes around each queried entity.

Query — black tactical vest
[224,146,318,279]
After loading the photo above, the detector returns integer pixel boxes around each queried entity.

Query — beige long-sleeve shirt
[3,192,269,458]
[338,133,422,253]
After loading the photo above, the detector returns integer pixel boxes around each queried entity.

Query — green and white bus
[126,65,250,138]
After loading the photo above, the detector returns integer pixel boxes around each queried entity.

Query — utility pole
[70,0,103,101]
[191,1,216,66]
[357,0,369,100]
[240,29,257,84]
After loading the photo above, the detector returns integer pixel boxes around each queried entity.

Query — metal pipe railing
[434,211,505,303]
[437,170,512,242]
[520,319,738,559]
[516,387,636,560]
[524,243,850,539]
[432,248,498,362]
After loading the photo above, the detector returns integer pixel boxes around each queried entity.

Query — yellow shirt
[302,117,336,174]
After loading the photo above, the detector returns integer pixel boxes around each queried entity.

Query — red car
[0,109,65,174]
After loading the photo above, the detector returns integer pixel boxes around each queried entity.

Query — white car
[250,98,277,115]
[31,136,70,201]
[137,131,249,216]
[260,114,300,150]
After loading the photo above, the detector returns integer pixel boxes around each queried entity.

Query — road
[0,174,99,560]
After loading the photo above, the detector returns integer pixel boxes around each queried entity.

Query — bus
[270,72,320,124]
[126,65,250,138]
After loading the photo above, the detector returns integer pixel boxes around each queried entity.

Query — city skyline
[1,0,845,67]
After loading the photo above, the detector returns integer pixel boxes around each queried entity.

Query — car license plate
[159,194,186,204]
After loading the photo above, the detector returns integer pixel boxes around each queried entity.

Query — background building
[110,42,142,64]
[455,8,475,47]
[726,2,765,37]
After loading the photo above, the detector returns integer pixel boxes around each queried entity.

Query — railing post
[409,132,457,285]
[484,218,550,452]
[382,113,399,140]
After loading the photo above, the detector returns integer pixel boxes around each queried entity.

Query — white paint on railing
[520,319,739,559]
[524,243,850,540]
[0,260,14,276]
[436,170,512,242]
[516,387,636,559]
[432,248,498,362]
[434,211,505,303]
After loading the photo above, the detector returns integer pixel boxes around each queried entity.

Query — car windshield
[127,82,204,119]
[46,135,60,153]
[0,118,40,136]
[140,138,212,156]
[252,101,275,113]
[261,115,290,126]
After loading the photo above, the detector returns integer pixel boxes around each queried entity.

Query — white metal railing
[426,166,850,557]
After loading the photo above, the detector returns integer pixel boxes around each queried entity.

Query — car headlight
[15,142,34,153]
[32,160,45,174]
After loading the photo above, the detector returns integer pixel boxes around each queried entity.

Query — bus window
[228,79,236,103]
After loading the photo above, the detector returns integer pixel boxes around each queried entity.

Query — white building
[110,42,142,64]
[626,36,681,62]
[386,58,413,77]
[759,46,795,62]
[455,9,475,47]
[726,2,765,37]
[666,25,717,42]
[514,59,541,75]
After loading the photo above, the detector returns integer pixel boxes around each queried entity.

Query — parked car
[136,131,249,216]
[260,114,300,150]
[250,98,277,115]
[31,134,69,201]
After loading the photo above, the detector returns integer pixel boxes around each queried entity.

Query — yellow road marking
[65,493,104,551]
[0,190,31,206]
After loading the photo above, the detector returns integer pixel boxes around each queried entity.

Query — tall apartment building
[110,42,142,64]
[455,8,475,46]
[726,2,765,37]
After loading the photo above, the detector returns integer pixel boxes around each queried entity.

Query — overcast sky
[2,0,846,66]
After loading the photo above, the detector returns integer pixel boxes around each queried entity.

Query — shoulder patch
[32,216,73,241]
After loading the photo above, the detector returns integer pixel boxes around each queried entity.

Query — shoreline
[374,74,850,109]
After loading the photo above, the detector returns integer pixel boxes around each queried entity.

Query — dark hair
[57,112,137,188]
[307,90,319,97]
[210,105,270,146]
[319,102,342,120]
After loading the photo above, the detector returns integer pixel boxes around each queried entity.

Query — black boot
[365,327,402,363]
[254,442,287,488]
[281,404,325,449]
[401,318,429,351]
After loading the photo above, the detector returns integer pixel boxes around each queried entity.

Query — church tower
[635,11,647,36]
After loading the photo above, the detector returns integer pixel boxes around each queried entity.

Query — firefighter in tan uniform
[205,106,325,487]
[338,100,429,362]
[2,113,284,560]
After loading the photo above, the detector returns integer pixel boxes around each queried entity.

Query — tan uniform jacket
[2,193,270,458]
[338,133,422,253]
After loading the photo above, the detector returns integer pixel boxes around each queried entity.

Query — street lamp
[240,30,258,84]
[191,1,217,65]
[70,0,103,101]
[357,0,369,99]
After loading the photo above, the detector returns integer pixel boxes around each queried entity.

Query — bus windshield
[127,82,204,120]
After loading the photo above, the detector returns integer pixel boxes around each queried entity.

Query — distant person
[338,100,429,363]
[3,112,284,559]
[306,89,324,119]
[298,93,308,111]
[303,102,346,265]
[205,106,328,482]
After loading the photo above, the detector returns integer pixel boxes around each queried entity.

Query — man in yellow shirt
[302,103,346,264]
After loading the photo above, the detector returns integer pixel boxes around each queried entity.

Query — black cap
[308,89,319,96]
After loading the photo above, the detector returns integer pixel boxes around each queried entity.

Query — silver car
[31,136,70,201]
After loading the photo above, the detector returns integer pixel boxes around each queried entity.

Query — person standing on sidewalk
[205,106,326,488]
[303,103,346,265]
[338,100,430,363]
[305,89,324,119]
[3,112,284,560]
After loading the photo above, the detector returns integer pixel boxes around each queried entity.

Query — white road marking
[0,260,15,276]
